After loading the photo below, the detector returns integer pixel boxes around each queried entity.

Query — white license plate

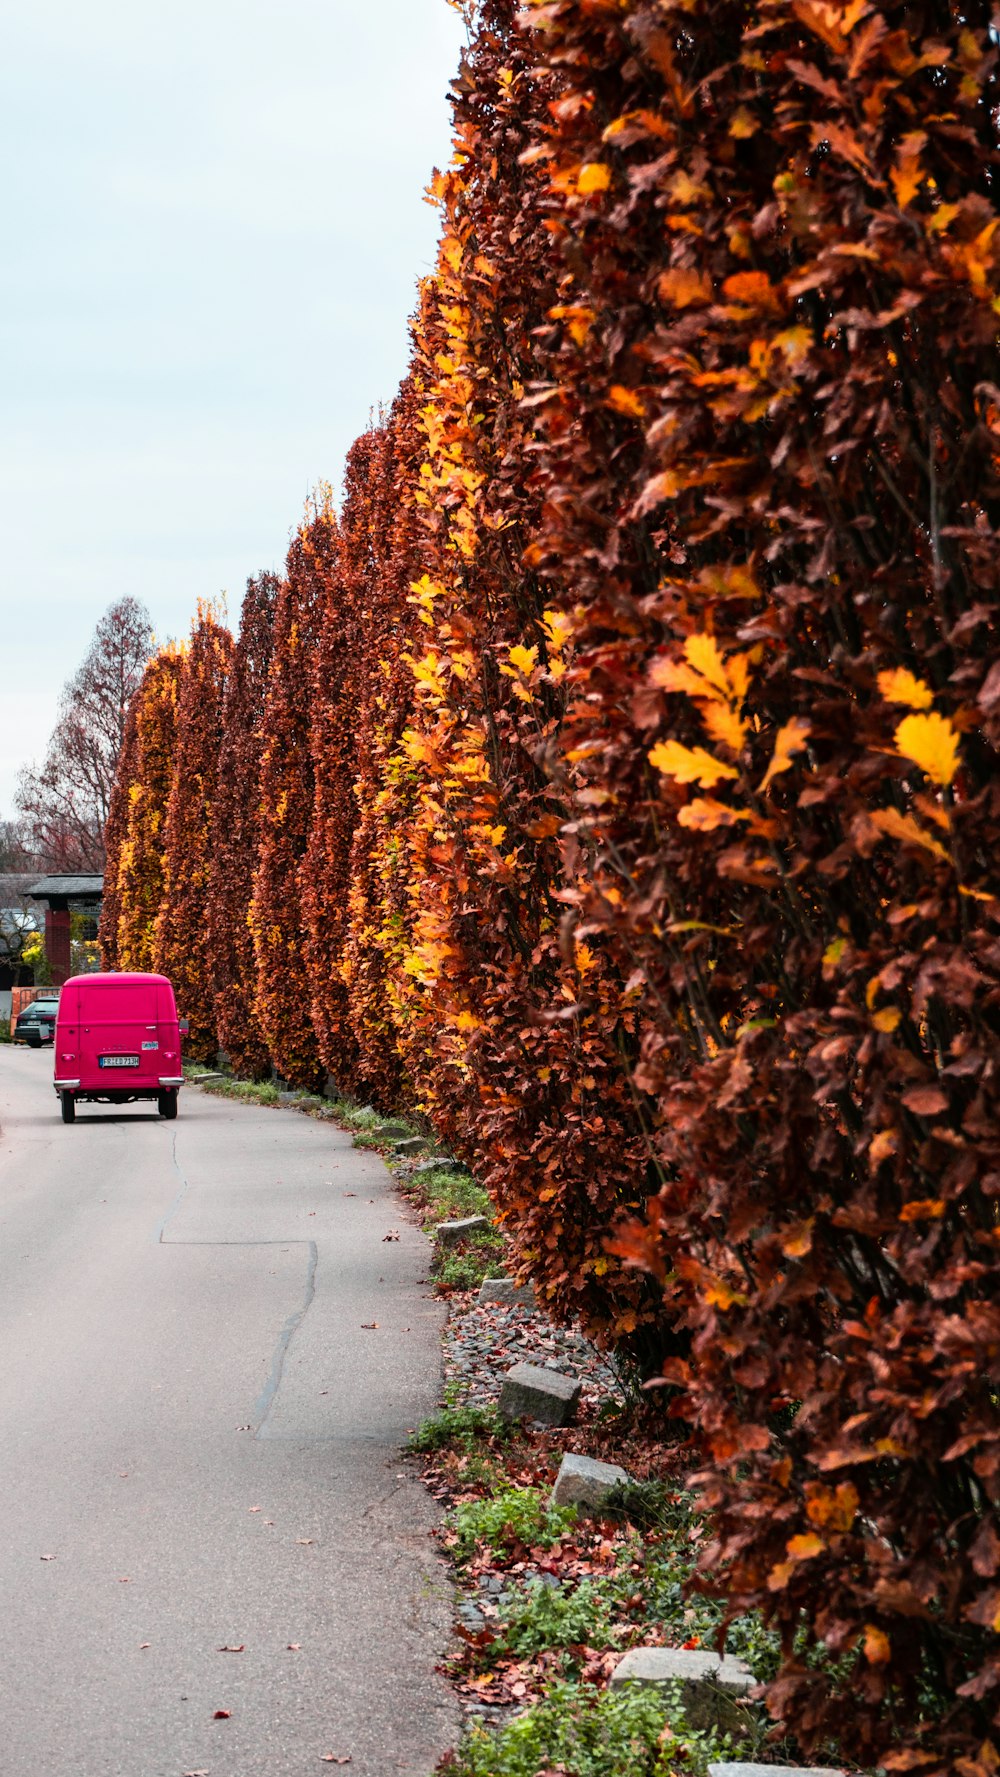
[99,1055,139,1068]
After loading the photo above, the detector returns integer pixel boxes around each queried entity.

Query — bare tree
[16,597,154,870]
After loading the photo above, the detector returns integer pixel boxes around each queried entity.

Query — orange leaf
[606,384,646,420]
[868,806,950,863]
[658,267,712,308]
[781,1219,815,1258]
[786,1532,825,1561]
[676,797,748,832]
[722,270,780,310]
[760,717,811,791]
[878,667,934,710]
[899,1198,946,1221]
[700,704,749,753]
[864,1625,891,1665]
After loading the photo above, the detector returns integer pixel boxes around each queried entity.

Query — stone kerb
[551,1451,630,1514]
[435,1215,490,1246]
[498,1362,581,1427]
[710,1767,845,1777]
[478,1278,536,1310]
[610,1646,754,1694]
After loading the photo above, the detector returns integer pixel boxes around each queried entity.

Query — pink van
[53,972,185,1125]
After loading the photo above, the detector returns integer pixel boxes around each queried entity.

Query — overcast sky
[0,0,466,816]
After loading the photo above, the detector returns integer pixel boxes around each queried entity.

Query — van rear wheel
[60,1092,76,1124]
[158,1090,178,1121]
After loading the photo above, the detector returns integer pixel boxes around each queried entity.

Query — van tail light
[178,1017,190,1037]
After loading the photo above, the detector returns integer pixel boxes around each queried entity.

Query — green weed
[434,1230,507,1293]
[409,1401,506,1453]
[448,1487,577,1562]
[441,1678,728,1777]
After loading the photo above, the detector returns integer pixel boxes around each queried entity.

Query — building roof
[25,875,104,900]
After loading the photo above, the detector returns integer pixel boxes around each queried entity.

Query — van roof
[64,972,173,988]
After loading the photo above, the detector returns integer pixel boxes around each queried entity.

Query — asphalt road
[0,1044,458,1777]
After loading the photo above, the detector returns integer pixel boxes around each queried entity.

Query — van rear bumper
[54,1079,81,1090]
[158,1076,184,1087]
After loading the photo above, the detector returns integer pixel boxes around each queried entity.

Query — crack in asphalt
[151,1126,319,1437]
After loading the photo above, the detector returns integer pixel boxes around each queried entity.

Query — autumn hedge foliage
[208,572,281,1081]
[101,1,1000,1767]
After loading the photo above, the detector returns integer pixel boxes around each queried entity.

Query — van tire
[158,1090,178,1121]
[60,1093,76,1124]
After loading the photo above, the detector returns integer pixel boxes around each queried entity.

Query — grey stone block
[610,1647,754,1695]
[371,1118,411,1139]
[710,1768,844,1777]
[479,1278,536,1310]
[394,1135,429,1156]
[551,1451,630,1514]
[435,1215,490,1245]
[277,1090,301,1105]
[499,1362,581,1427]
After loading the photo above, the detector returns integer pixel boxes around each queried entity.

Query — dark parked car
[13,999,60,1047]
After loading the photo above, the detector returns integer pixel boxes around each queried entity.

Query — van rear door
[76,980,161,1089]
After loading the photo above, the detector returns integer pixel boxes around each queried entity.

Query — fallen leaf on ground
[360,1322,379,1330]
[287,1643,302,1650]
[319,1757,352,1765]
[296,1538,314,1546]
[40,1554,56,1562]
[248,1506,261,1513]
[217,1645,245,1653]
[213,1709,231,1720]
[139,1642,151,1650]
[383,1231,400,1242]
[118,1577,131,1583]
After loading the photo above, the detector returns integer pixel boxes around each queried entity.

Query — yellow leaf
[822,936,846,977]
[684,633,729,694]
[577,162,611,194]
[864,1625,892,1665]
[729,105,758,138]
[894,711,960,786]
[508,644,539,676]
[873,1007,902,1033]
[928,202,961,236]
[875,1437,910,1458]
[786,1532,825,1561]
[878,668,934,710]
[704,1277,747,1309]
[760,717,812,792]
[648,740,739,788]
[700,703,749,753]
[676,797,748,831]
